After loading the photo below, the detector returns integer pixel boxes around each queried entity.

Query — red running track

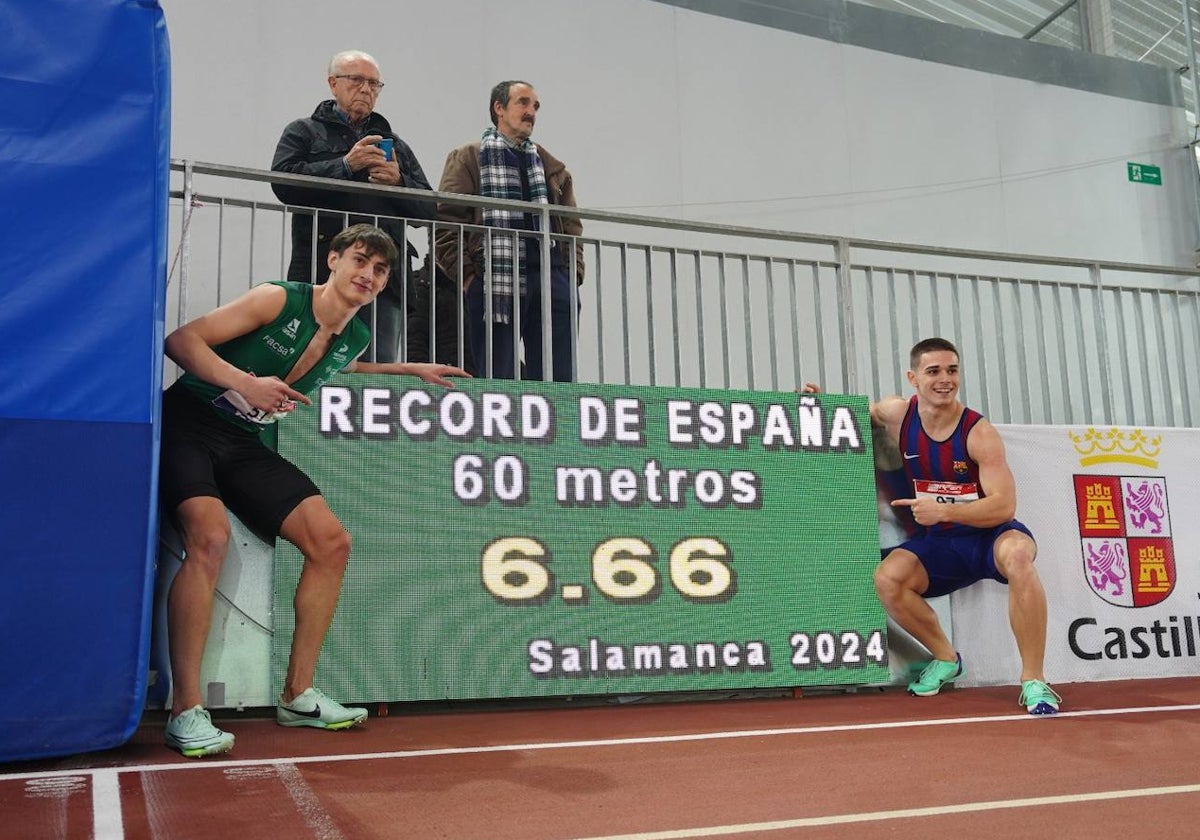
[2,677,1199,840]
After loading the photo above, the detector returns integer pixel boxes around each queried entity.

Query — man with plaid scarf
[435,80,584,381]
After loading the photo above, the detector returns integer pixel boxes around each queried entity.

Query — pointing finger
[284,387,312,406]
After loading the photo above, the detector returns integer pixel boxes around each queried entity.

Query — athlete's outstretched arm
[346,361,471,388]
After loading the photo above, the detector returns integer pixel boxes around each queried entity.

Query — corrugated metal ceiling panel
[855,1,1193,69]
[852,1,1196,114]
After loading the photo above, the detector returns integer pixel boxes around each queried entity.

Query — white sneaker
[165,706,235,757]
[277,687,367,730]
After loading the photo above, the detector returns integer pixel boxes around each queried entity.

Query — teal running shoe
[165,706,235,758]
[907,653,963,696]
[1019,679,1061,715]
[277,687,367,730]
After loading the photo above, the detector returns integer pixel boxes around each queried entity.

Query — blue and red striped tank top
[898,395,986,536]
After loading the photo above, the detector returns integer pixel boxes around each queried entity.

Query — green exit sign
[1128,162,1163,185]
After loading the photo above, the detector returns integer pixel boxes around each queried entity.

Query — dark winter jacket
[271,100,435,297]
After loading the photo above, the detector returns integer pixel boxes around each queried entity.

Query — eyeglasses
[333,74,385,92]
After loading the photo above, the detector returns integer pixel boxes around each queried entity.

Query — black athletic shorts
[159,382,320,538]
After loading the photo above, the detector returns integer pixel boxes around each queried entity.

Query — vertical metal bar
[645,246,657,387]
[1091,264,1115,424]
[216,200,225,306]
[388,214,405,365]
[455,224,467,371]
[448,220,466,371]
[908,272,922,363]
[811,264,827,391]
[882,269,898,397]
[1188,287,1200,427]
[1031,281,1053,424]
[568,234,579,384]
[279,205,287,280]
[669,248,681,387]
[512,230,522,379]
[834,240,856,392]
[1134,289,1160,423]
[765,258,779,391]
[741,255,754,391]
[1073,284,1094,423]
[1112,286,1135,423]
[1011,279,1031,423]
[484,227,494,379]
[864,266,880,398]
[991,279,1013,422]
[400,218,412,365]
[949,274,964,404]
[1010,278,1030,423]
[1186,289,1200,425]
[927,270,940,349]
[309,209,319,285]
[1132,289,1152,421]
[595,243,606,384]
[424,219,436,367]
[620,243,631,385]
[969,276,988,417]
[1159,289,1180,425]
[1051,283,1072,424]
[787,261,801,389]
[887,269,903,394]
[694,251,707,389]
[245,202,255,296]
[718,254,731,389]
[540,206,553,382]
[178,160,194,329]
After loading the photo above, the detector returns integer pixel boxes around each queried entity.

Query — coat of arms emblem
[1072,475,1174,607]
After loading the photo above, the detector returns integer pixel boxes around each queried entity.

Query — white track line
[3,702,1199,783]
[275,763,346,840]
[563,783,1200,840]
[91,769,124,840]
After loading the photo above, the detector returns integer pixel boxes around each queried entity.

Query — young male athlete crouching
[160,224,468,756]
[808,337,1060,715]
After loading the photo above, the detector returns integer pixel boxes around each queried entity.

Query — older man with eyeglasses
[271,50,435,363]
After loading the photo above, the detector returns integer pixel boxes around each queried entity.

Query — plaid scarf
[479,127,549,323]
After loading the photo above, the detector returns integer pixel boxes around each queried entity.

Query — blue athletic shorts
[896,520,1034,598]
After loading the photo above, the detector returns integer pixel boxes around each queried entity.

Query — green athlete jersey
[179,281,370,433]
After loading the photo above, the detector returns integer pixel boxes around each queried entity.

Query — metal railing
[169,160,1200,427]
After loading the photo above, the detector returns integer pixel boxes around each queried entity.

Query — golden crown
[1069,427,1161,468]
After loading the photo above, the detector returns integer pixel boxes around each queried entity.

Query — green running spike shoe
[1019,679,1061,715]
[907,653,963,696]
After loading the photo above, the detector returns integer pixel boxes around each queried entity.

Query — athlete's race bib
[212,389,286,426]
[912,479,979,504]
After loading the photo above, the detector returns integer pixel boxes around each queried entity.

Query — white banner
[951,424,1200,687]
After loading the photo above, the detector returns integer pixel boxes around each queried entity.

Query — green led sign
[274,376,889,702]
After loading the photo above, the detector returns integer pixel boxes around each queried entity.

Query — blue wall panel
[0,0,169,761]
[0,419,156,759]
